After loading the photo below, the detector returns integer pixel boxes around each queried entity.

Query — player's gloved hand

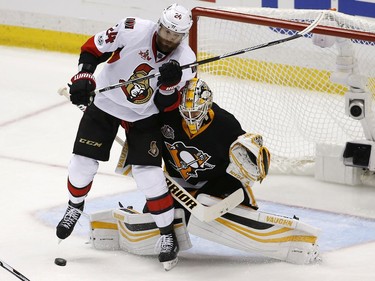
[158,60,182,89]
[69,72,96,106]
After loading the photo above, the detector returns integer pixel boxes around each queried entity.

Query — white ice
[1,46,375,281]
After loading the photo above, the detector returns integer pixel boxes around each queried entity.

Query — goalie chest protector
[160,103,246,185]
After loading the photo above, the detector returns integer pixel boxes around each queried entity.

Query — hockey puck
[54,258,67,266]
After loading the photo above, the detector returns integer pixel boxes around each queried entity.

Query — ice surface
[1,46,375,281]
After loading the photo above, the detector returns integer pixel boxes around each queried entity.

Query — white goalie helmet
[227,133,271,185]
[179,78,213,134]
[158,3,193,37]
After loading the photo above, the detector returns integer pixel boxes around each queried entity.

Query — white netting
[191,8,375,174]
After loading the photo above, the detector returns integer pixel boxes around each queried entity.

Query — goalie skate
[162,257,178,271]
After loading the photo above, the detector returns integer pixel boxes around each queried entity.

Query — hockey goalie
[89,78,321,266]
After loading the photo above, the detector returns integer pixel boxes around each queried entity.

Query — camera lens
[350,105,362,117]
[349,100,364,120]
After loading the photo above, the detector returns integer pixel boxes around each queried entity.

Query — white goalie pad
[113,208,192,255]
[187,194,321,265]
[90,210,120,250]
[90,208,192,255]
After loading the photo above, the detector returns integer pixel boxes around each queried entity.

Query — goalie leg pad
[112,208,192,255]
[187,194,321,264]
[90,210,120,250]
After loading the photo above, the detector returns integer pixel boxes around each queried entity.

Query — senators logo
[148,141,159,157]
[120,63,154,104]
[165,141,215,180]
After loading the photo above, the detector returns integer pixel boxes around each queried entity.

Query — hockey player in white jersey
[56,3,196,270]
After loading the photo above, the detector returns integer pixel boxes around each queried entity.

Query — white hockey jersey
[85,17,196,122]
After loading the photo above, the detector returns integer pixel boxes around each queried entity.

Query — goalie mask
[227,133,270,185]
[157,3,192,45]
[179,78,213,135]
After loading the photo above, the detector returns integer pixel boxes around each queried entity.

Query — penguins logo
[165,141,215,180]
[120,63,154,104]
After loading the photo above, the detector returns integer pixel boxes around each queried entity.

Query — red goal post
[188,7,375,175]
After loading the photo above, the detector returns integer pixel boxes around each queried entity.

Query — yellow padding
[368,77,375,94]
[0,24,89,54]
[198,52,349,95]
[91,221,118,230]
[216,217,317,244]
[2,25,373,96]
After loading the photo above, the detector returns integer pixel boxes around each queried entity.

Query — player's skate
[56,201,84,240]
[157,230,179,271]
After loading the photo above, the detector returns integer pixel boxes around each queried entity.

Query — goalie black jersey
[159,102,246,185]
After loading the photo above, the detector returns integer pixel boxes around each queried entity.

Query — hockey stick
[165,174,244,222]
[58,87,244,222]
[113,137,244,222]
[0,259,30,281]
[91,11,325,95]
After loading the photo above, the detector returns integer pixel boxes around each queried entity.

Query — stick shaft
[93,11,324,94]
[0,260,30,281]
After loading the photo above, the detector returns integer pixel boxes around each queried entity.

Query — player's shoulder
[118,17,156,33]
[160,107,180,120]
[171,41,196,64]
[212,103,233,118]
[212,103,241,126]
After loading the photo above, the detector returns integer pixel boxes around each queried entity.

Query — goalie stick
[57,87,244,222]
[165,175,244,222]
[0,259,30,281]
[90,11,325,95]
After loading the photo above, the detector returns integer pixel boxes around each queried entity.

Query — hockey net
[189,7,375,175]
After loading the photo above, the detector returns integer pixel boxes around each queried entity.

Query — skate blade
[162,257,178,271]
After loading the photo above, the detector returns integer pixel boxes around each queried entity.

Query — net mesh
[191,8,375,174]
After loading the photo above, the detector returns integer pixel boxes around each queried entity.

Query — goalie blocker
[89,196,320,264]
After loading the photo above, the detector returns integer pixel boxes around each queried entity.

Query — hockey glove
[69,72,96,106]
[158,60,182,89]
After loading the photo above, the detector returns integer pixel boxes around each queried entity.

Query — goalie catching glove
[69,72,96,106]
[227,133,270,186]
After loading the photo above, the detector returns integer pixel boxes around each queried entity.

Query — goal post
[189,7,375,176]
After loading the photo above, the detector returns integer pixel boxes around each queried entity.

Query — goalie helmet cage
[189,7,375,175]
